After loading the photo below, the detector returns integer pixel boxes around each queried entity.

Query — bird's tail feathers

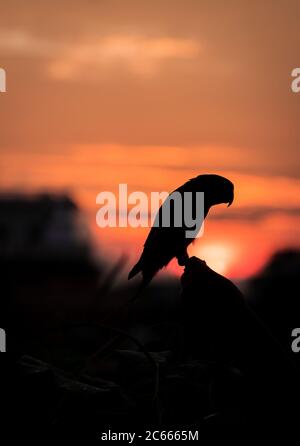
[128,259,142,280]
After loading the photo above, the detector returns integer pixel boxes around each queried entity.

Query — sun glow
[194,243,237,275]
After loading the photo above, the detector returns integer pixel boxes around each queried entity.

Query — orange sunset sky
[0,0,300,279]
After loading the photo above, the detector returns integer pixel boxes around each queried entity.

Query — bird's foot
[177,253,190,266]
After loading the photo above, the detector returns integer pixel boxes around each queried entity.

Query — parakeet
[128,174,234,297]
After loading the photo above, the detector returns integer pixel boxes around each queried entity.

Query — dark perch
[180,256,300,427]
[181,256,246,362]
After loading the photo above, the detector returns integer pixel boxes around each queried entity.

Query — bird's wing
[142,224,187,270]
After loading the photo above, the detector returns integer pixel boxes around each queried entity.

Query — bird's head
[193,174,234,207]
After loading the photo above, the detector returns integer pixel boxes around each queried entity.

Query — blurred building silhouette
[0,194,91,260]
[0,194,102,353]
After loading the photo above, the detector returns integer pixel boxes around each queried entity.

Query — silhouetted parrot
[128,174,234,298]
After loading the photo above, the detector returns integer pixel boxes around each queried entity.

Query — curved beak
[227,190,234,207]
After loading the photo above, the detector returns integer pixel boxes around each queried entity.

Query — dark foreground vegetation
[1,195,300,439]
